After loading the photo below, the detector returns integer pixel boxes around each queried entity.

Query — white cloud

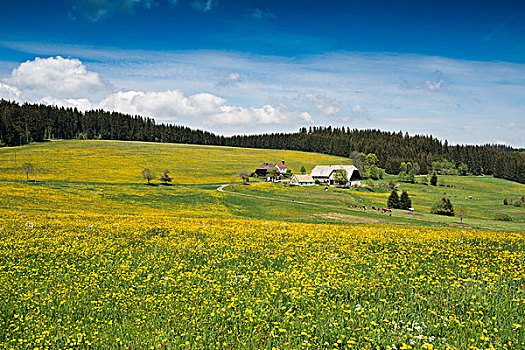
[71,0,160,21]
[424,78,444,91]
[400,69,445,92]
[0,83,22,101]
[247,8,276,21]
[1,48,524,146]
[216,73,242,88]
[352,105,366,113]
[4,56,110,100]
[191,0,213,12]
[97,90,226,119]
[39,96,94,111]
[39,88,313,127]
[208,105,313,125]
[302,93,341,116]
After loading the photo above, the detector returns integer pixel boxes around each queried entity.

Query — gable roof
[292,174,314,183]
[275,163,287,168]
[256,163,276,170]
[311,165,359,178]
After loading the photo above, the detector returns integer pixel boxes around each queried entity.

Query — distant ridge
[1,99,523,184]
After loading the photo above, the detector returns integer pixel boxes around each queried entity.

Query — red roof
[276,163,287,168]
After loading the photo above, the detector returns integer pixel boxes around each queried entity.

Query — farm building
[275,160,288,173]
[310,165,362,186]
[290,174,315,186]
[255,163,277,177]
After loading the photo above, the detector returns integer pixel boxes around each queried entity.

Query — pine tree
[300,166,306,174]
[387,190,400,209]
[399,190,412,210]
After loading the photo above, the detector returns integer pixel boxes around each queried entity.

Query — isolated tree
[300,165,306,174]
[142,168,156,185]
[22,162,33,182]
[159,170,172,185]
[430,172,438,186]
[456,205,468,223]
[238,168,250,183]
[399,190,412,210]
[333,169,348,185]
[387,190,400,209]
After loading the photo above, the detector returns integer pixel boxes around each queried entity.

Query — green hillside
[0,140,523,230]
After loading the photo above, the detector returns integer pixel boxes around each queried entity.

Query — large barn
[310,165,362,186]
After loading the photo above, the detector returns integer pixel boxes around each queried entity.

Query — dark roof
[256,163,276,170]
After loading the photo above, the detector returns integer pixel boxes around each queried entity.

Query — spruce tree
[399,190,412,210]
[387,190,400,209]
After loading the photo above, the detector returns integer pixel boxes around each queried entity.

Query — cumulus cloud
[247,8,276,21]
[4,56,111,100]
[98,90,226,119]
[208,105,313,125]
[302,93,341,116]
[0,83,22,101]
[215,73,242,88]
[1,55,313,129]
[39,88,313,127]
[39,96,95,110]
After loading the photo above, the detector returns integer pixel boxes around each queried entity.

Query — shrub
[503,198,508,205]
[430,172,438,186]
[431,197,454,216]
[494,213,512,221]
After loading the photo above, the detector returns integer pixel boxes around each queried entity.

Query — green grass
[0,140,523,230]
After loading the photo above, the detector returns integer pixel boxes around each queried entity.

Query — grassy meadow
[0,140,524,349]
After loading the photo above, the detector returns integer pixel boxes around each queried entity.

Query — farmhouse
[290,174,315,186]
[255,163,276,177]
[275,160,288,173]
[255,160,288,176]
[310,165,362,186]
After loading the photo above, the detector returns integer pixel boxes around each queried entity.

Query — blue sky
[0,0,524,146]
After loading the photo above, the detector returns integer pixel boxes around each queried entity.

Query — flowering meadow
[0,140,524,349]
[0,212,523,349]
